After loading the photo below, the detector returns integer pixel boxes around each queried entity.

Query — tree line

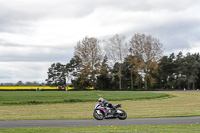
[46,33,200,90]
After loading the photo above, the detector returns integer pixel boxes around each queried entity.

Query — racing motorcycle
[93,103,127,120]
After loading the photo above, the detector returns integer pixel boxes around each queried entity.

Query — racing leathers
[98,98,116,113]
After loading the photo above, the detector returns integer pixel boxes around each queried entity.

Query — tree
[158,55,173,89]
[174,52,187,89]
[46,62,66,86]
[127,55,144,90]
[121,56,137,90]
[74,37,102,88]
[25,81,39,86]
[16,81,23,86]
[184,53,199,89]
[66,55,81,89]
[96,56,111,90]
[129,33,163,90]
[104,34,128,90]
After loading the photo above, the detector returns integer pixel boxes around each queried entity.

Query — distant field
[0,91,170,105]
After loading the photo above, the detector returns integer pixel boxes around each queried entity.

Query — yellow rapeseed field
[0,86,58,90]
[0,86,93,90]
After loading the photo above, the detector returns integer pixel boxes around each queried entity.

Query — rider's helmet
[98,97,104,105]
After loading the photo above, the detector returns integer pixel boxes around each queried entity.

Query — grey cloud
[1,0,198,34]
[0,0,199,22]
[0,43,74,62]
[125,22,199,54]
[0,40,26,47]
[0,0,97,20]
[97,0,200,12]
[0,1,200,67]
[0,73,12,79]
[152,21,200,51]
[0,0,97,33]
[0,61,52,83]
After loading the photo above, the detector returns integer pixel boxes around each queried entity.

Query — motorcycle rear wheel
[93,110,104,120]
[118,109,127,120]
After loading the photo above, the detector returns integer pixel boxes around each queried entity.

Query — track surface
[1,117,200,128]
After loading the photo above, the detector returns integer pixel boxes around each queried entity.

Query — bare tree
[129,33,163,90]
[104,34,128,90]
[74,37,102,88]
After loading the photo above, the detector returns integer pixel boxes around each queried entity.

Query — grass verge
[1,124,200,133]
[0,91,170,105]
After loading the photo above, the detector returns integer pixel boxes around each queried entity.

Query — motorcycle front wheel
[118,109,127,120]
[93,110,104,120]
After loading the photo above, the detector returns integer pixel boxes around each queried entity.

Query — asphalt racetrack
[1,117,200,128]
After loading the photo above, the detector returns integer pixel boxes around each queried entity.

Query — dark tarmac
[1,117,200,128]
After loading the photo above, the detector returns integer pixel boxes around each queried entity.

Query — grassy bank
[1,124,200,133]
[0,91,170,105]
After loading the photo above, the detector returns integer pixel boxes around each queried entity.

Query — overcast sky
[0,0,200,83]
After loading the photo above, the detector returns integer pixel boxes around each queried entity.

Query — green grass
[0,91,171,105]
[1,91,200,120]
[1,91,200,133]
[1,124,200,133]
[1,91,200,132]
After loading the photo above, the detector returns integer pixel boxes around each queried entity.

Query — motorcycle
[93,103,127,120]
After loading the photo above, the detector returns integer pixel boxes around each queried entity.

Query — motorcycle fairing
[95,107,109,112]
[116,109,123,113]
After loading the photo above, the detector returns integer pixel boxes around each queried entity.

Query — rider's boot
[111,107,117,114]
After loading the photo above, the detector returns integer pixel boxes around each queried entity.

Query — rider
[98,97,116,113]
